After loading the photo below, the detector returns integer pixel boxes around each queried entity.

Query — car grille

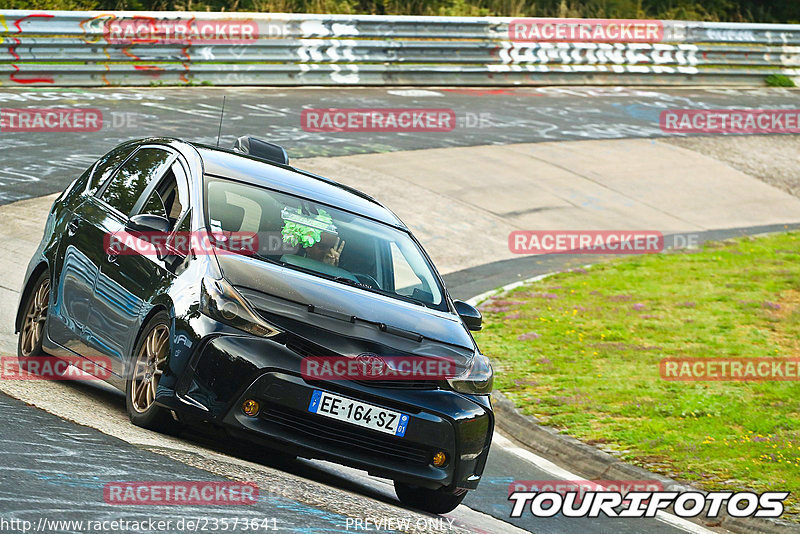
[261,405,430,465]
[353,379,439,390]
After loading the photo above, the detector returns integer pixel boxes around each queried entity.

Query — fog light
[432,451,447,468]
[242,399,260,417]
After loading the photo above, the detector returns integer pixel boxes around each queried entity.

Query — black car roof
[190,143,405,229]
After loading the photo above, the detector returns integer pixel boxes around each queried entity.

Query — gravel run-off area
[665,134,800,198]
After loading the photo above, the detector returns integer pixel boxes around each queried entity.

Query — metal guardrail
[1,10,799,86]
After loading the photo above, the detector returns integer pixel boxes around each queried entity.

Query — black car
[15,136,493,514]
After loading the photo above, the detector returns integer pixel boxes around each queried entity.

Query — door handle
[106,254,118,264]
[67,219,79,236]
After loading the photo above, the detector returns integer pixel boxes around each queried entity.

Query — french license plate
[307,390,409,438]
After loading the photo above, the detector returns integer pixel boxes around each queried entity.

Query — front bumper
[164,333,494,491]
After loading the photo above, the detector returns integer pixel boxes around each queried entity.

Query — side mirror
[126,214,172,261]
[127,213,171,234]
[454,300,482,331]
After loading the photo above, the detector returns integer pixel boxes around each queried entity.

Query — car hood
[215,253,476,372]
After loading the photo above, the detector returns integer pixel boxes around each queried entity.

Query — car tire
[17,270,50,361]
[394,481,468,514]
[125,311,176,433]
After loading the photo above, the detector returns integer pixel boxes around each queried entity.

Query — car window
[86,144,137,195]
[206,176,445,309]
[165,209,193,260]
[137,161,189,231]
[390,242,425,297]
[140,189,168,219]
[99,148,173,216]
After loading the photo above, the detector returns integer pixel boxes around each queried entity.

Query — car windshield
[205,176,445,309]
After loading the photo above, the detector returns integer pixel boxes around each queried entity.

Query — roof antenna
[215,95,226,147]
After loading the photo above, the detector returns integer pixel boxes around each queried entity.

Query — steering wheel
[353,273,381,290]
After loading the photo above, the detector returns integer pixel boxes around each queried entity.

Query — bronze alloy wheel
[130,323,168,413]
[20,277,50,357]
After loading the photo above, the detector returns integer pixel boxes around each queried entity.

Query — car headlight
[200,276,280,338]
[447,353,493,395]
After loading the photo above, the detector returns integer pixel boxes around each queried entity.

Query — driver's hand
[323,238,345,267]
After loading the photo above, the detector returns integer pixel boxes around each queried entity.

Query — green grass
[475,231,800,518]
[765,74,797,87]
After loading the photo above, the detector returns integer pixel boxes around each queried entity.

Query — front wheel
[18,270,50,359]
[125,312,175,433]
[394,481,467,514]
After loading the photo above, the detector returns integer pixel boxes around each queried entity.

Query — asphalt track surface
[1,85,799,205]
[0,393,353,533]
[2,85,791,534]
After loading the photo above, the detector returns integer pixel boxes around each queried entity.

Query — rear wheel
[125,312,175,433]
[394,481,467,514]
[18,270,50,359]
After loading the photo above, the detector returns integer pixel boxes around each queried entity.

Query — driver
[280,207,346,267]
[305,236,346,267]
